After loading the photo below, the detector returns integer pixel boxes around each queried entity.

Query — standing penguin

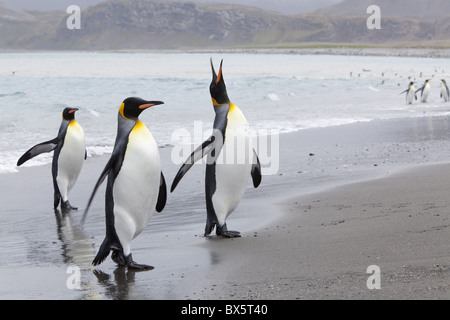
[400,82,417,105]
[416,79,431,103]
[171,59,262,238]
[17,107,86,210]
[441,79,449,102]
[82,97,166,270]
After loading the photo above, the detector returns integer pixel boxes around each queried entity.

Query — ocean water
[1,51,450,174]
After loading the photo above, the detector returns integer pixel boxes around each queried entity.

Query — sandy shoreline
[1,115,449,300]
[195,163,449,300]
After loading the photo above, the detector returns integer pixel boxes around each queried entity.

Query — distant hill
[318,0,450,20]
[0,0,342,15]
[0,1,35,22]
[1,0,450,50]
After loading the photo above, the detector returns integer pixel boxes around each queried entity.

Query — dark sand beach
[1,115,449,300]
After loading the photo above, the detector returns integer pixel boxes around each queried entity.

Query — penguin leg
[216,223,241,238]
[204,220,216,237]
[125,254,154,271]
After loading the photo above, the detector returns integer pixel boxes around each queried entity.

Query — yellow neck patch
[211,98,223,106]
[212,98,235,114]
[134,120,145,130]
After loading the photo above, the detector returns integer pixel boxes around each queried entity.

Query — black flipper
[156,172,167,213]
[204,162,217,237]
[171,133,221,192]
[400,88,410,95]
[415,86,424,96]
[17,138,58,166]
[92,237,112,266]
[251,149,262,188]
[80,152,121,226]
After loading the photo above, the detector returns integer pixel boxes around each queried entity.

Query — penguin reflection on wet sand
[171,59,262,238]
[416,79,431,103]
[441,79,449,102]
[17,107,86,210]
[400,82,417,105]
[82,97,166,271]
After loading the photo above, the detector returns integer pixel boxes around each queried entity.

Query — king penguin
[171,59,262,238]
[441,79,449,102]
[17,107,86,210]
[416,79,431,103]
[82,97,166,270]
[400,82,417,105]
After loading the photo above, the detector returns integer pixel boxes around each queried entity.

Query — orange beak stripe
[216,67,222,84]
[139,103,155,110]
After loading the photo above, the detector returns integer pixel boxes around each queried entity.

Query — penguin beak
[211,58,217,82]
[216,60,223,84]
[139,101,164,110]
[68,108,79,114]
[211,58,224,84]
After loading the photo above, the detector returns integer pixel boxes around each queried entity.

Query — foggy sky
[0,0,343,15]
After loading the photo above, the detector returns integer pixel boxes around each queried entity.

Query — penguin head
[62,107,79,121]
[119,97,164,120]
[210,59,230,106]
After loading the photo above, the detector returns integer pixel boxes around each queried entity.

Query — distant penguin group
[401,79,449,104]
[17,59,261,270]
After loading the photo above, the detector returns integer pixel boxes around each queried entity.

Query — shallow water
[1,51,450,173]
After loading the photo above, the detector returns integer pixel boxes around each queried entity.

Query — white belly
[113,122,160,255]
[407,89,415,104]
[212,106,253,225]
[421,85,430,102]
[442,86,449,101]
[57,121,85,200]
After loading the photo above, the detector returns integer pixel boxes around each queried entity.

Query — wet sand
[195,163,450,300]
[1,115,450,300]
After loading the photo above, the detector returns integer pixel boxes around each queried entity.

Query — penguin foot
[61,200,78,211]
[221,230,241,238]
[216,224,241,238]
[126,254,154,271]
